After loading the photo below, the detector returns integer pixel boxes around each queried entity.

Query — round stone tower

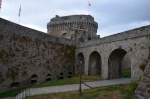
[47,15,99,41]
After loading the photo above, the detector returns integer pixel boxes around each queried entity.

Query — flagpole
[18,4,21,24]
[18,16,20,24]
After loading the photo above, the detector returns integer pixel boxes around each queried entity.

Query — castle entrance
[108,49,127,79]
[88,51,101,76]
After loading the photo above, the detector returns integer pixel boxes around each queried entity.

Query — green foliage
[139,64,146,71]
[122,69,131,78]
[124,81,138,99]
[0,87,26,98]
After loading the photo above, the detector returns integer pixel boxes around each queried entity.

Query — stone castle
[0,14,150,98]
[47,15,99,41]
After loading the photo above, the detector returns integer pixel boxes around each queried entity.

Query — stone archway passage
[68,72,73,78]
[31,74,38,84]
[77,53,84,74]
[108,49,127,79]
[88,51,101,76]
[59,72,64,79]
[46,74,51,81]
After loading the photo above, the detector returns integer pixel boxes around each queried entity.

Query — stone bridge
[76,25,150,81]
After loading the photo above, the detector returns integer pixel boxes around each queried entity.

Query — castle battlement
[47,15,98,40]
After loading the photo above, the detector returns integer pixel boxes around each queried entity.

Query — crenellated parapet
[47,15,98,40]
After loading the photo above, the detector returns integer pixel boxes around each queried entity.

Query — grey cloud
[2,0,150,37]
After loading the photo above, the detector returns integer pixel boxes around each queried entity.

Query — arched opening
[61,33,67,38]
[77,53,84,74]
[88,51,101,76]
[122,54,131,78]
[46,74,51,81]
[108,49,127,79]
[31,74,38,84]
[68,72,73,78]
[59,72,63,79]
[11,82,19,87]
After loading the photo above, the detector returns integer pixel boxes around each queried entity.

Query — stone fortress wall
[76,25,150,80]
[47,14,150,81]
[133,61,150,99]
[47,15,99,40]
[0,14,150,98]
[77,25,150,48]
[0,18,75,93]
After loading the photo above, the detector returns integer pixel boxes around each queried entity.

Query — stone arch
[61,33,67,38]
[88,51,101,76]
[68,72,73,78]
[59,72,64,79]
[108,49,127,79]
[31,74,38,84]
[46,74,51,81]
[11,82,19,87]
[76,53,84,74]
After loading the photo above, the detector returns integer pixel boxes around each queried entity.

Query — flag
[88,2,91,6]
[0,0,2,9]
[18,5,21,17]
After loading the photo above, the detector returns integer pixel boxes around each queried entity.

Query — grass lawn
[0,75,102,98]
[0,87,27,98]
[32,75,102,88]
[25,82,138,99]
[122,69,131,78]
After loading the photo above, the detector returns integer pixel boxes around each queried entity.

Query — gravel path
[29,78,131,96]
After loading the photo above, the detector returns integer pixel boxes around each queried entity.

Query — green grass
[32,75,102,88]
[25,82,138,99]
[0,75,102,98]
[0,87,27,98]
[122,69,131,78]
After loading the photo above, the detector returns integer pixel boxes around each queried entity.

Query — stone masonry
[0,18,75,93]
[47,15,99,41]
[0,14,150,98]
[76,25,150,81]
[133,61,150,99]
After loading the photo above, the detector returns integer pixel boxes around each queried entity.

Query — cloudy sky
[0,0,150,37]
